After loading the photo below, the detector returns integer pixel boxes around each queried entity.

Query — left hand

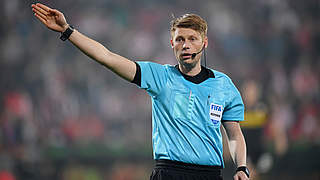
[233,171,249,180]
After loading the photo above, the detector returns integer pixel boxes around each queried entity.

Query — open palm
[31,3,68,32]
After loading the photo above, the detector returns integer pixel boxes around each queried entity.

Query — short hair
[170,14,208,38]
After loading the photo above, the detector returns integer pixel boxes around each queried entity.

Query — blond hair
[170,14,208,38]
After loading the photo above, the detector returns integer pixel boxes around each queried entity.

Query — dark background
[0,0,319,179]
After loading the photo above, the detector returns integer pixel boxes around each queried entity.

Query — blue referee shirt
[133,61,244,167]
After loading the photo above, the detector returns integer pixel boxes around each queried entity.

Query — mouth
[180,53,192,60]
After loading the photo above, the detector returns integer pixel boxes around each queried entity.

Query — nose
[182,40,191,50]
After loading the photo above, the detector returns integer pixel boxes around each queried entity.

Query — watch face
[237,166,250,178]
[245,168,250,176]
[60,26,74,41]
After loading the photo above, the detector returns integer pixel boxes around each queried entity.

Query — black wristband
[236,166,250,178]
[60,25,74,41]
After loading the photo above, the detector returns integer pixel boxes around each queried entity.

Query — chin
[179,59,198,68]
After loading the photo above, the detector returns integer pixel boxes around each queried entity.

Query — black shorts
[150,159,223,180]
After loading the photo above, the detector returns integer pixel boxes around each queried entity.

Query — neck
[178,62,201,76]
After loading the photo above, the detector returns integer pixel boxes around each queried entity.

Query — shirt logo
[210,103,223,125]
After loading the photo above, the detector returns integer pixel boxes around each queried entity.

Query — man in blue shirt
[32,3,249,180]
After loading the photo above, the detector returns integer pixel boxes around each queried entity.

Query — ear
[204,36,208,48]
[170,39,174,48]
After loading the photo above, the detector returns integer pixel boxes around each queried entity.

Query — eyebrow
[174,36,185,42]
[176,34,198,39]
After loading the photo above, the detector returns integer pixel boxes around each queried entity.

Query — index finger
[36,3,52,12]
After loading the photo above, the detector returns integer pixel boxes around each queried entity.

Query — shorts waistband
[155,159,222,173]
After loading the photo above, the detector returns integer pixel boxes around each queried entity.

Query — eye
[176,37,184,43]
[190,37,197,42]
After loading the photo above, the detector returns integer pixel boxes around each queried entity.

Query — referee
[32,3,249,180]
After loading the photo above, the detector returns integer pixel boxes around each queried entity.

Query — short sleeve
[136,61,168,97]
[222,79,244,121]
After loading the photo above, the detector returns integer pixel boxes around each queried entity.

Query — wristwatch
[236,166,250,178]
[60,25,74,41]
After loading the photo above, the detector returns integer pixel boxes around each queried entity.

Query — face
[171,28,207,67]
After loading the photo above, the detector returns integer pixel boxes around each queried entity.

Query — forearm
[228,134,247,167]
[68,29,136,81]
[223,121,247,167]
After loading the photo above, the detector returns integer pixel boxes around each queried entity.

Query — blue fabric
[137,61,244,166]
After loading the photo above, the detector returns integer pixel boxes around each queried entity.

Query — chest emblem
[210,103,223,125]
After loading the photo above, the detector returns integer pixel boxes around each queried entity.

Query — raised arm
[222,121,249,180]
[31,3,136,82]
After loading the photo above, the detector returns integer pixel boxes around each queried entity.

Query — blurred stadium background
[1,0,319,179]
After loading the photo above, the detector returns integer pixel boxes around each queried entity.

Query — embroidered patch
[210,103,223,125]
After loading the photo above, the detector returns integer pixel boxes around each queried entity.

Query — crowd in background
[0,0,319,179]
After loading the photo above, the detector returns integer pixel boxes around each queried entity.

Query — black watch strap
[236,166,250,178]
[60,25,74,41]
